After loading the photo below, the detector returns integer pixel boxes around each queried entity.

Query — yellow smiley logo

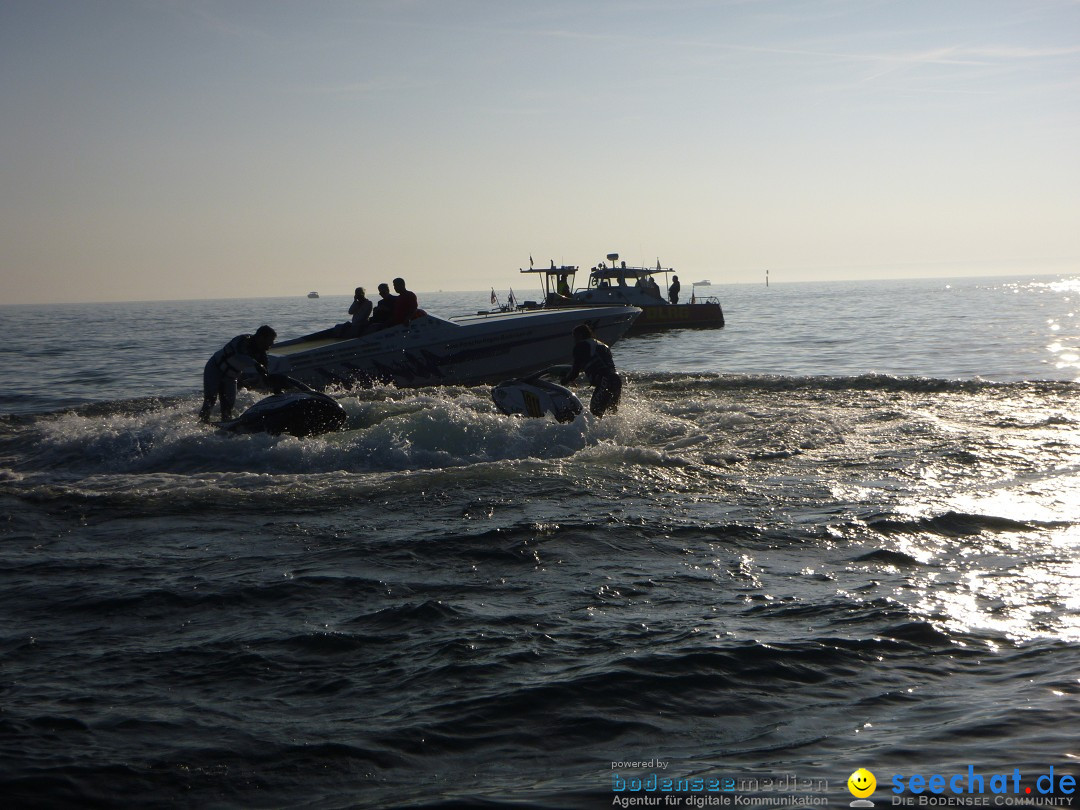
[848,768,876,798]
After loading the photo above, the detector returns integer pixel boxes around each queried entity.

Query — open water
[1,275,1079,809]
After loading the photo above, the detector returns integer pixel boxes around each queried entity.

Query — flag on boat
[508,288,516,307]
[656,259,662,271]
[529,255,534,268]
[491,288,497,304]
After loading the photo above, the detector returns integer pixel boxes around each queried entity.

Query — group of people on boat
[334,277,420,338]
[198,277,622,422]
[591,261,681,304]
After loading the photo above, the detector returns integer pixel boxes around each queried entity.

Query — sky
[1,0,1079,304]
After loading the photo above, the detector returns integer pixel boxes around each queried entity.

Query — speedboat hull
[569,288,724,332]
[622,302,724,331]
[267,306,640,389]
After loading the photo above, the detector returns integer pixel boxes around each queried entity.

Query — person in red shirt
[392,277,419,324]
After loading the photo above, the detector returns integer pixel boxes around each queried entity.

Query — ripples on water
[1,275,1079,808]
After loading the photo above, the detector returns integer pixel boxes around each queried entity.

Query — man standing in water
[561,323,622,417]
[199,325,276,422]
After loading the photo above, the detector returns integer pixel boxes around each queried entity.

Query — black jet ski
[219,376,347,437]
[492,367,583,423]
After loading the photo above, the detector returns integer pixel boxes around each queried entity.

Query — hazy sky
[2,0,1078,304]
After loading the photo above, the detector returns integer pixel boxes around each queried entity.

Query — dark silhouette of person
[561,323,622,417]
[392,277,419,324]
[200,325,276,421]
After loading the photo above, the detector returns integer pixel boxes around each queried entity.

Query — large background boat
[512,253,724,332]
[267,305,640,389]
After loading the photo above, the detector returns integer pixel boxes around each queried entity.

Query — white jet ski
[492,367,582,423]
[219,376,347,437]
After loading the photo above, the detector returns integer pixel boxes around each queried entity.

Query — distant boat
[307,291,320,299]
[693,280,711,286]
[509,254,724,333]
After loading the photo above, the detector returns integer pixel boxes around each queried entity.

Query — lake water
[1,274,1078,808]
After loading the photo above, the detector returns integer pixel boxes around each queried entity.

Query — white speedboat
[266,305,640,389]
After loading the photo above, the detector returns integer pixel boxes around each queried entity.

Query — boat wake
[3,373,1079,529]
[0,384,617,480]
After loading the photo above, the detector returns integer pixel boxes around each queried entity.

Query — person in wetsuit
[561,323,622,417]
[199,325,276,421]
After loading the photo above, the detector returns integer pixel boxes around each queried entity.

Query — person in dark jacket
[391,277,419,324]
[366,283,397,331]
[199,325,276,421]
[561,323,622,417]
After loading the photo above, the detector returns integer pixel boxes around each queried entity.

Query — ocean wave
[851,548,924,566]
[3,374,1080,531]
[867,511,1060,537]
[634,372,1078,395]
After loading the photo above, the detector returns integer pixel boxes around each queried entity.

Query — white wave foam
[17,388,606,477]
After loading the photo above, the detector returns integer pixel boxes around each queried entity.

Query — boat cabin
[584,254,669,303]
[516,261,581,308]
[517,253,672,307]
